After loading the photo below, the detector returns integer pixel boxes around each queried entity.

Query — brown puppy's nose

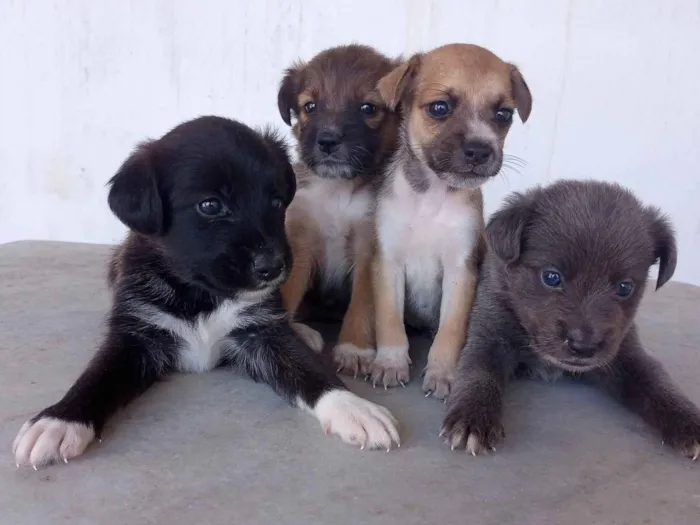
[463,141,493,166]
[317,131,342,154]
[566,328,601,358]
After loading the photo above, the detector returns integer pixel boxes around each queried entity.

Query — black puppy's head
[277,44,400,180]
[487,180,677,372]
[107,116,296,297]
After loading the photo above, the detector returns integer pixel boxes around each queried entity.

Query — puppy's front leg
[370,255,410,388]
[334,222,376,377]
[13,319,170,468]
[423,264,477,400]
[590,329,700,460]
[229,319,399,450]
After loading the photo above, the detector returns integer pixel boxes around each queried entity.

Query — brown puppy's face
[278,45,399,180]
[378,44,532,189]
[487,180,677,373]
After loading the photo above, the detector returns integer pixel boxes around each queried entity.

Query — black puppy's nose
[317,131,342,154]
[252,253,285,282]
[463,141,493,166]
[566,329,600,358]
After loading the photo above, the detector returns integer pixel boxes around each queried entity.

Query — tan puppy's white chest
[293,179,372,288]
[377,172,481,326]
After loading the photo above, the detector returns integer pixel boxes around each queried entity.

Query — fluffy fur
[372,43,532,399]
[12,116,399,469]
[441,179,700,460]
[277,44,401,376]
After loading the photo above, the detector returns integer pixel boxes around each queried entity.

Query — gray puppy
[441,179,700,460]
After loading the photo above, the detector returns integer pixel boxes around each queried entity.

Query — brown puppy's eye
[197,198,226,218]
[303,102,316,114]
[616,280,634,298]
[360,103,376,116]
[428,101,451,119]
[495,107,513,124]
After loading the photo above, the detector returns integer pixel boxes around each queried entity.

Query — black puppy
[442,179,700,460]
[13,116,399,469]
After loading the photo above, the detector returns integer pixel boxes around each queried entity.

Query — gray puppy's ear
[486,192,533,265]
[646,208,678,290]
[107,141,164,236]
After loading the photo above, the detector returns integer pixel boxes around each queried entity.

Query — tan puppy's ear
[377,54,422,111]
[510,65,532,123]
[277,62,303,126]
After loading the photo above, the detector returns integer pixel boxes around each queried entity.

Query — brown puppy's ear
[107,141,164,236]
[377,54,422,111]
[510,65,532,123]
[486,192,533,265]
[277,64,303,126]
[261,126,296,205]
[647,209,678,290]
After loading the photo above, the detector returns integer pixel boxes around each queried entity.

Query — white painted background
[1,0,699,284]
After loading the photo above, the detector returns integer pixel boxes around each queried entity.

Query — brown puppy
[442,180,700,460]
[372,43,532,399]
[277,44,400,373]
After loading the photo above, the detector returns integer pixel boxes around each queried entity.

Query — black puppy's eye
[360,103,376,116]
[271,197,284,210]
[428,101,451,119]
[541,269,562,288]
[304,102,316,114]
[197,198,226,217]
[495,107,513,124]
[616,280,634,298]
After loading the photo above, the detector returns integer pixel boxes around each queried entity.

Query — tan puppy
[372,43,532,399]
[277,45,400,374]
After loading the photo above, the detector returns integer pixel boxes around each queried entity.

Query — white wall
[2,0,699,285]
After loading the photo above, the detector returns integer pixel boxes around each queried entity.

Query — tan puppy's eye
[495,107,513,124]
[427,101,451,119]
[303,101,316,114]
[360,103,376,116]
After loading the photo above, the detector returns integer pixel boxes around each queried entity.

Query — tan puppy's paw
[370,347,411,389]
[333,343,376,378]
[422,360,457,400]
[313,390,400,450]
[292,322,325,353]
[13,417,95,469]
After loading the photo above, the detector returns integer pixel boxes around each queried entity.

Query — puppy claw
[32,465,37,471]
[63,457,69,464]
[399,381,405,388]
[425,391,432,398]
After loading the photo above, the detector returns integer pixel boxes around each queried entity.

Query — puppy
[372,43,532,398]
[442,180,700,460]
[277,44,400,375]
[13,116,399,469]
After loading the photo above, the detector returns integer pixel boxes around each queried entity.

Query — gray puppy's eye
[541,269,562,288]
[616,280,634,298]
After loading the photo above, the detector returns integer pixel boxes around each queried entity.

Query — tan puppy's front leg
[423,264,477,400]
[333,246,377,377]
[370,256,410,388]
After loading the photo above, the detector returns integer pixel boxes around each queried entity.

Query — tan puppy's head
[378,43,532,189]
[278,44,400,180]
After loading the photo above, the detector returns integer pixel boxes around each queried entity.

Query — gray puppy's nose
[252,253,285,282]
[566,328,601,358]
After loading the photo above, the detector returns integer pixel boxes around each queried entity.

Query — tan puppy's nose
[462,141,493,166]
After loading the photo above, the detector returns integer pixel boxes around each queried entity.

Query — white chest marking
[377,170,480,325]
[145,300,258,373]
[293,179,372,288]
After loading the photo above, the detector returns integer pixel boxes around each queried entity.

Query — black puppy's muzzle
[251,252,286,284]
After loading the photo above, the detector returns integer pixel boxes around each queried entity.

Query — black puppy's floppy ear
[261,127,296,204]
[377,54,422,111]
[486,192,533,265]
[277,63,303,126]
[647,208,677,290]
[107,141,164,236]
[509,65,532,123]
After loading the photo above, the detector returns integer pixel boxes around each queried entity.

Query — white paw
[369,346,411,388]
[13,417,95,469]
[333,343,376,377]
[292,322,324,353]
[312,390,400,450]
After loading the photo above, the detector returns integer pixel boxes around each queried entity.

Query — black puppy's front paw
[661,412,700,461]
[440,388,504,456]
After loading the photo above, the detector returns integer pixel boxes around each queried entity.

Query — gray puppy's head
[486,179,677,372]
